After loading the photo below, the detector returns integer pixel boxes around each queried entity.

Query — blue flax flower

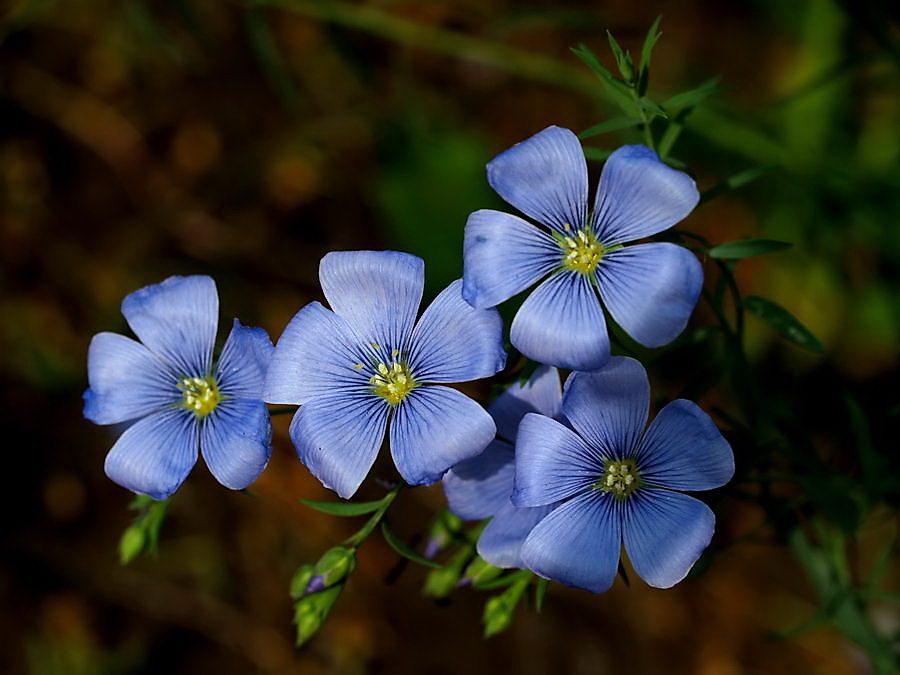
[463,125,703,370]
[442,366,562,568]
[265,251,506,499]
[84,275,274,500]
[513,357,734,592]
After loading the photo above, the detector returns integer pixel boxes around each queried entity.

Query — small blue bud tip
[305,575,326,594]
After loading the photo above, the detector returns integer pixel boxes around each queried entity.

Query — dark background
[2,1,899,673]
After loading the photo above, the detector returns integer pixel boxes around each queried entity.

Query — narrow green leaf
[571,44,637,116]
[639,15,663,73]
[744,296,824,353]
[605,30,633,82]
[662,76,720,111]
[709,238,793,259]
[381,522,442,568]
[700,165,775,203]
[657,119,683,158]
[245,7,299,109]
[583,147,613,162]
[300,498,384,516]
[534,578,550,613]
[578,116,642,139]
[638,96,668,118]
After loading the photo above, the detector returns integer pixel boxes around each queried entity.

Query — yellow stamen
[178,376,221,417]
[369,360,416,406]
[595,458,641,499]
[560,228,604,275]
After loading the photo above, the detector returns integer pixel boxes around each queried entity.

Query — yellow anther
[370,360,416,406]
[177,376,221,418]
[596,458,641,499]
[354,363,364,369]
[560,228,605,275]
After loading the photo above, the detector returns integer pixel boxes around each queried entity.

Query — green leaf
[583,147,613,162]
[571,44,638,116]
[534,578,549,613]
[662,76,721,111]
[638,96,668,119]
[119,525,146,565]
[605,30,633,82]
[381,522,442,568]
[700,165,776,204]
[638,15,662,75]
[300,498,385,517]
[245,7,299,110]
[578,116,643,139]
[744,296,824,353]
[708,238,793,259]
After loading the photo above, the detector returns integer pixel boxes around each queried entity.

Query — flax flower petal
[390,386,495,486]
[462,209,560,309]
[319,250,424,353]
[561,358,649,459]
[121,275,218,376]
[521,491,621,593]
[84,332,179,425]
[510,271,609,371]
[636,400,734,491]
[201,398,271,490]
[591,144,699,246]
[487,126,588,234]
[289,392,389,499]
[596,243,703,348]
[407,279,506,383]
[623,488,714,588]
[104,408,199,500]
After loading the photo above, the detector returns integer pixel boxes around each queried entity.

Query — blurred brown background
[2,0,899,673]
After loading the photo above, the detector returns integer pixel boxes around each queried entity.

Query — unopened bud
[312,546,356,588]
[289,564,315,600]
[293,583,343,646]
[462,556,503,588]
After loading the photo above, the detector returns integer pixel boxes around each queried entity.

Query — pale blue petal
[596,243,703,348]
[521,491,621,593]
[216,319,274,398]
[462,209,560,308]
[511,414,602,507]
[489,365,562,443]
[201,398,271,489]
[561,358,649,459]
[407,279,506,383]
[390,386,495,486]
[623,488,714,588]
[104,408,198,499]
[637,400,734,491]
[487,126,588,233]
[264,302,369,405]
[289,392,389,499]
[121,275,218,376]
[478,501,556,569]
[591,144,700,246]
[442,440,514,520]
[84,332,179,425]
[510,271,609,371]
[319,250,423,356]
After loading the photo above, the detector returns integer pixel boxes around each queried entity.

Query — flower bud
[461,556,503,588]
[294,583,343,646]
[312,546,357,588]
[289,563,315,600]
[423,510,463,559]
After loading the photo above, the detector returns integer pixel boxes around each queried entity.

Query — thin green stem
[344,483,402,548]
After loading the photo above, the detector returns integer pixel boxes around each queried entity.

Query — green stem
[344,483,402,548]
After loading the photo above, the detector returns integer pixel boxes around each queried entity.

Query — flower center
[560,229,604,274]
[595,458,641,499]
[178,376,221,417]
[370,361,415,406]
